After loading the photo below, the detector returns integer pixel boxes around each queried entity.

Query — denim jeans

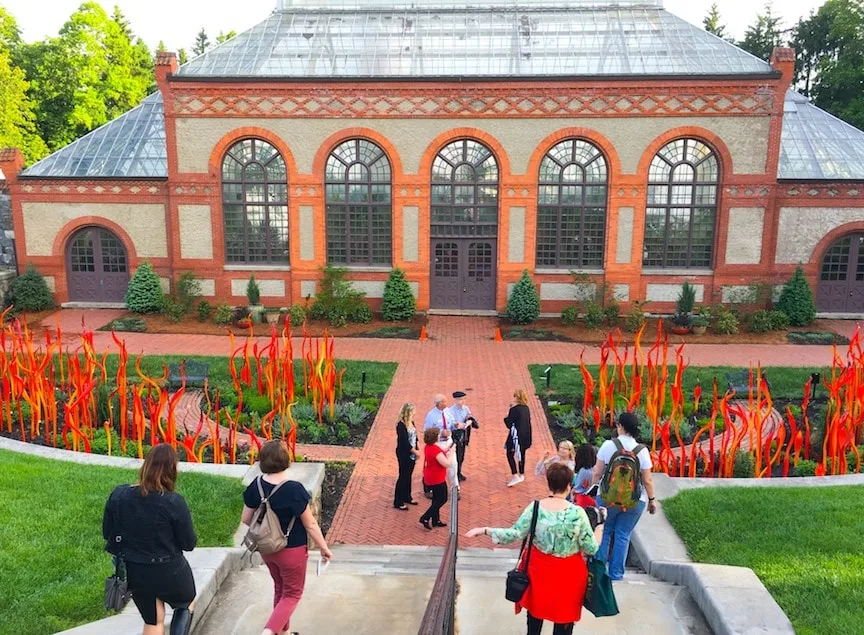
[595,496,646,580]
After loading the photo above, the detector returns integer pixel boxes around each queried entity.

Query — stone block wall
[0,191,16,269]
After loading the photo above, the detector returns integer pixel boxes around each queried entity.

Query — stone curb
[631,474,795,635]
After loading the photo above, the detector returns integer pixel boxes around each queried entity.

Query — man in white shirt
[423,394,458,498]
[447,391,475,482]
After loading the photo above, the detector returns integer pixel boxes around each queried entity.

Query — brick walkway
[38,309,841,547]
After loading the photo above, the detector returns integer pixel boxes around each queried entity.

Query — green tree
[738,2,786,61]
[506,270,540,325]
[22,2,154,151]
[703,3,728,39]
[777,267,817,327]
[216,30,237,44]
[193,28,210,56]
[381,268,416,321]
[178,48,189,65]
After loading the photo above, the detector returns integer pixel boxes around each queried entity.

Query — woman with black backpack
[241,440,332,635]
[102,444,197,635]
[592,412,657,581]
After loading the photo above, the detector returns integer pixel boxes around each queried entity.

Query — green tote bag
[583,557,619,617]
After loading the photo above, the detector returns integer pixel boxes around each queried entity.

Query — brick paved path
[39,309,840,547]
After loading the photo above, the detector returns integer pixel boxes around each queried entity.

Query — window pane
[431,140,499,238]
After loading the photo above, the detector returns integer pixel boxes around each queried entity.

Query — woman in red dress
[419,426,454,530]
[466,463,598,634]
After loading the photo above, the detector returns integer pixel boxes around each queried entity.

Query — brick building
[4,0,864,315]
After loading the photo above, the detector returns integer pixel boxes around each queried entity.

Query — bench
[725,370,771,396]
[167,360,210,391]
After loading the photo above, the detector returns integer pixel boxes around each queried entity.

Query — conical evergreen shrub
[125,262,165,313]
[506,270,540,324]
[381,268,416,321]
[777,266,817,327]
[10,264,54,312]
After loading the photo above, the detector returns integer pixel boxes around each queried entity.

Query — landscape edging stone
[631,473,795,635]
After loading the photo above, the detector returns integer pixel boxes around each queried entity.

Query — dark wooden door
[430,239,497,311]
[66,227,129,302]
[817,234,864,313]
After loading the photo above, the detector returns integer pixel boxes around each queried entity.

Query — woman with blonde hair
[102,443,197,635]
[504,389,533,487]
[393,402,420,510]
[535,440,576,476]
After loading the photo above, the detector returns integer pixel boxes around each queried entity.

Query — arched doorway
[816,233,864,312]
[66,226,129,303]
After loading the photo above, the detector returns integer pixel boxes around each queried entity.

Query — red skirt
[516,547,588,624]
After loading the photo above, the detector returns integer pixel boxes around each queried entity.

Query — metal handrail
[417,484,459,635]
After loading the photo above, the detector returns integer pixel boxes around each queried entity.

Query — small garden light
[544,366,552,390]
[810,372,820,399]
[361,371,367,397]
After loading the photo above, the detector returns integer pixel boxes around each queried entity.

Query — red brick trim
[311,127,406,179]
[51,216,138,261]
[525,128,623,179]
[809,222,864,267]
[636,126,737,177]
[417,128,513,178]
[207,127,300,181]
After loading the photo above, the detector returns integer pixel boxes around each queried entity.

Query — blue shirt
[424,407,455,441]
[447,404,472,427]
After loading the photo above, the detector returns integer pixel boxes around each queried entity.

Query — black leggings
[527,612,574,635]
[507,449,527,475]
[420,482,448,524]
[127,557,196,625]
[393,454,416,506]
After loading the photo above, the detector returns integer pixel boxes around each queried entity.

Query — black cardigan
[395,421,418,461]
[504,404,532,451]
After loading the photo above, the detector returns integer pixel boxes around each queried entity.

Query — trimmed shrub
[561,305,579,326]
[246,275,261,306]
[197,300,213,322]
[289,303,307,327]
[712,306,740,335]
[777,267,817,327]
[768,310,790,331]
[604,301,620,325]
[381,268,416,321]
[349,303,373,324]
[10,264,54,312]
[625,304,646,333]
[161,295,186,323]
[583,301,604,329]
[794,459,818,477]
[732,450,755,478]
[104,317,146,333]
[125,262,164,314]
[214,302,234,325]
[506,270,541,325]
[176,272,201,313]
[749,310,773,334]
[311,266,367,327]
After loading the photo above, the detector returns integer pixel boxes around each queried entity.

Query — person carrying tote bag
[467,463,598,635]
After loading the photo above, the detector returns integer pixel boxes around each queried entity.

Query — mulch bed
[99,312,426,339]
[501,317,846,345]
[319,461,355,536]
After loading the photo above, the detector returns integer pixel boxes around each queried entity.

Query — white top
[597,435,652,503]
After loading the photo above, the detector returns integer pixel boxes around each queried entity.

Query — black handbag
[505,500,540,603]
[104,491,132,612]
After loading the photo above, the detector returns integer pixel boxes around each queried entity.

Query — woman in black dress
[504,388,533,487]
[103,444,197,635]
[393,402,420,510]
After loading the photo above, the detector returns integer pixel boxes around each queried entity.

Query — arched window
[325,139,392,265]
[644,138,719,269]
[431,139,498,237]
[537,139,608,268]
[221,139,289,264]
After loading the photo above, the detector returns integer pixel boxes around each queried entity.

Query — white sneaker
[507,476,522,487]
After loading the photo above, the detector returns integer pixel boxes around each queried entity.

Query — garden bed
[663,486,864,635]
[99,312,426,339]
[502,317,848,345]
[319,461,355,537]
[0,449,244,635]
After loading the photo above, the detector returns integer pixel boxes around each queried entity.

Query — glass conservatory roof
[779,91,864,181]
[176,1,772,78]
[21,92,166,179]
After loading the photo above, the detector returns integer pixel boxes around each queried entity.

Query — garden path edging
[630,474,795,635]
[2,436,325,634]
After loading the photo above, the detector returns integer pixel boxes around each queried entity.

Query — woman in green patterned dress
[466,462,598,635]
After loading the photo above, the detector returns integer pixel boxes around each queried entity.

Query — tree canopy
[737,2,786,61]
[703,3,728,39]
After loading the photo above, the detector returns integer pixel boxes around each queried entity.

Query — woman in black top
[504,389,533,487]
[242,440,333,635]
[393,402,420,510]
[102,444,197,635]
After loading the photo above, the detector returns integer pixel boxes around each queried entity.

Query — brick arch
[636,126,734,178]
[312,127,405,179]
[526,128,623,179]
[53,216,137,261]
[207,127,299,181]
[810,222,864,266]
[418,128,512,178]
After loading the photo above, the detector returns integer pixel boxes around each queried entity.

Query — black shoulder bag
[505,500,540,603]
[104,489,132,612]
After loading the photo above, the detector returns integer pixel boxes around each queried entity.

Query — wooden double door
[66,227,129,303]
[430,239,497,311]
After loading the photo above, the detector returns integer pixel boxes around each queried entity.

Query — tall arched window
[325,139,392,265]
[221,139,289,264]
[537,139,608,268]
[431,139,498,237]
[643,138,719,269]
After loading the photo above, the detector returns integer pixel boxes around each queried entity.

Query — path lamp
[361,371,367,397]
[810,372,821,399]
[544,366,552,390]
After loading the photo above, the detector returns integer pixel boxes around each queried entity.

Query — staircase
[195,546,711,635]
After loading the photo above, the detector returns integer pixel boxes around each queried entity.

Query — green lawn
[0,450,244,635]
[529,364,827,400]
[663,486,864,635]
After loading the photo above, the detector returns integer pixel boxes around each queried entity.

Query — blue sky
[3,0,827,52]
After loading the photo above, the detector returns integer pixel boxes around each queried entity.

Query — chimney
[0,148,25,186]
[770,47,795,89]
